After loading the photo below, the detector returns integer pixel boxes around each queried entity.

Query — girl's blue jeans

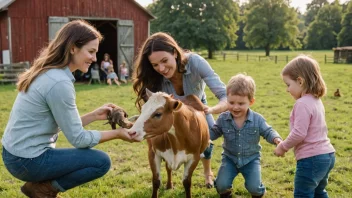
[214,155,265,196]
[294,152,335,198]
[2,147,111,192]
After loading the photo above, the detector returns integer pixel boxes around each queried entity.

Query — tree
[148,0,239,59]
[305,3,342,49]
[338,2,352,46]
[305,0,329,26]
[296,10,307,49]
[243,0,301,56]
[233,4,248,50]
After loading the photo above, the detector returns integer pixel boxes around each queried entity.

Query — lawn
[0,50,351,198]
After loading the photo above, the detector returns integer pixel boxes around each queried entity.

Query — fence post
[223,53,226,61]
[247,54,248,62]
[237,53,239,61]
[286,55,288,63]
[325,55,327,64]
[275,56,277,64]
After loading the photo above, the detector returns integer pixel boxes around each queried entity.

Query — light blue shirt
[161,53,227,103]
[1,67,101,158]
[210,109,281,168]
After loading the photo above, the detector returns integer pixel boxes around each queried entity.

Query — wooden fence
[0,62,30,84]
[203,52,334,64]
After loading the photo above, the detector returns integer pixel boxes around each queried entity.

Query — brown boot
[21,181,59,198]
[219,190,232,198]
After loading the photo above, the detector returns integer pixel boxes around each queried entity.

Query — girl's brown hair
[282,55,326,98]
[17,20,102,92]
[132,32,188,111]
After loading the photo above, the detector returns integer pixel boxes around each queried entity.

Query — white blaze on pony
[127,89,209,198]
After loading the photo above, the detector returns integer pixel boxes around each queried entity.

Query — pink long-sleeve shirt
[278,94,335,161]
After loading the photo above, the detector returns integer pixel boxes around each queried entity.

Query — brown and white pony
[127,89,209,198]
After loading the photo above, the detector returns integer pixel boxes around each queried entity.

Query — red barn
[0,0,154,78]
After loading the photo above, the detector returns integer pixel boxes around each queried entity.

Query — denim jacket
[161,53,226,103]
[210,109,281,168]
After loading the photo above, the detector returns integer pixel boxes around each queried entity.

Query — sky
[135,0,349,13]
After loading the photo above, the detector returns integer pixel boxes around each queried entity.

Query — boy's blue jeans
[294,152,335,198]
[214,155,265,196]
[2,147,111,192]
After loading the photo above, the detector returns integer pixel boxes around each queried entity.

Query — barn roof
[0,0,15,11]
[333,46,352,51]
[133,0,156,19]
[0,0,155,19]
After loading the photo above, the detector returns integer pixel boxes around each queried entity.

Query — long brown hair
[282,55,326,98]
[17,20,103,92]
[132,32,188,111]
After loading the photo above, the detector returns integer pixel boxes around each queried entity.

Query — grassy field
[0,50,351,198]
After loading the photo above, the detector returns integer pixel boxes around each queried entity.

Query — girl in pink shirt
[274,55,335,198]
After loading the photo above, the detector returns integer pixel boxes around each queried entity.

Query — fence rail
[0,62,30,84]
[200,52,334,64]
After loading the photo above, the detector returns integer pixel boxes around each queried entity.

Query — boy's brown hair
[226,73,256,100]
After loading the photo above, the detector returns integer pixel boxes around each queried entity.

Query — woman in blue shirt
[1,20,135,198]
[132,32,228,188]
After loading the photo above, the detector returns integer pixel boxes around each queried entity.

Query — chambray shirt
[1,67,101,158]
[210,109,281,168]
[161,53,226,103]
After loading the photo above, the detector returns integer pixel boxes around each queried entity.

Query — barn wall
[0,11,9,63]
[8,0,151,63]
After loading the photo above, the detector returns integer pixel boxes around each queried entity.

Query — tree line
[147,0,352,58]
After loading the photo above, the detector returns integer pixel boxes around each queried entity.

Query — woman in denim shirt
[132,32,228,188]
[1,20,136,198]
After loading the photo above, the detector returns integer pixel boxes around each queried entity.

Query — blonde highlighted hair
[226,73,256,100]
[282,55,326,98]
[17,20,102,92]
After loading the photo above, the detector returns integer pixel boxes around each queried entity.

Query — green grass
[0,50,351,198]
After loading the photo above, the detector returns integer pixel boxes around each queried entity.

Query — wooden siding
[7,0,151,63]
[0,12,9,63]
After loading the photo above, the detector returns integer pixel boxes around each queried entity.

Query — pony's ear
[145,88,154,99]
[168,97,182,112]
[172,100,182,111]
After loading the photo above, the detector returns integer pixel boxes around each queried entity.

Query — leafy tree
[233,4,248,50]
[305,3,342,49]
[338,2,352,46]
[305,0,329,26]
[296,10,307,49]
[243,0,301,56]
[148,0,239,59]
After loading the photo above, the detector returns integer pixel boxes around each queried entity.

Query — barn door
[117,20,134,78]
[48,17,69,41]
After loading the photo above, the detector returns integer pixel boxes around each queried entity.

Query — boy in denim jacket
[210,74,282,198]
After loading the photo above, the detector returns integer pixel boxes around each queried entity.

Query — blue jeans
[294,153,335,198]
[214,155,265,196]
[2,147,111,192]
